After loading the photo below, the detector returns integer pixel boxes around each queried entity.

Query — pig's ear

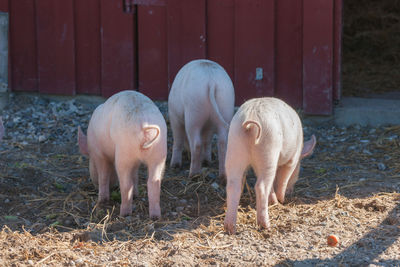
[0,117,4,140]
[78,126,89,156]
[301,134,316,159]
[142,125,160,149]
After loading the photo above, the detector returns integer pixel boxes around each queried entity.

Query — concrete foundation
[305,96,400,127]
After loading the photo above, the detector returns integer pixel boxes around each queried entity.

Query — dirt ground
[0,93,399,266]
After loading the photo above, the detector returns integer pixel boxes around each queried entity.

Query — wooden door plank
[137,5,168,100]
[0,0,8,12]
[275,0,303,109]
[234,0,275,105]
[167,0,206,89]
[303,0,334,115]
[75,0,101,95]
[207,0,235,86]
[36,0,76,94]
[9,0,38,92]
[100,0,135,97]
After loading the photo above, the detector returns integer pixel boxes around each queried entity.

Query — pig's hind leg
[274,161,299,204]
[282,162,300,199]
[252,153,280,230]
[269,185,278,205]
[224,141,250,234]
[201,125,214,166]
[170,118,185,169]
[147,160,165,219]
[94,156,114,205]
[217,126,229,181]
[115,153,140,217]
[185,119,205,177]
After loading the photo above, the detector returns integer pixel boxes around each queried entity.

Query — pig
[0,117,4,140]
[224,97,316,234]
[168,59,235,180]
[78,90,167,218]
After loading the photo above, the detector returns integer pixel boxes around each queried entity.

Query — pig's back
[88,91,166,157]
[169,59,234,117]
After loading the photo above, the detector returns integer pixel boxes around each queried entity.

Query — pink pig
[224,97,316,234]
[168,59,235,180]
[78,91,167,218]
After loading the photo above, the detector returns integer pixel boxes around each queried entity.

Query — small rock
[359,178,366,182]
[144,223,154,232]
[211,182,219,190]
[363,149,372,155]
[75,259,84,264]
[208,172,217,179]
[387,135,398,141]
[4,199,10,203]
[125,216,134,222]
[377,163,386,171]
[109,221,125,232]
[178,199,187,205]
[340,211,349,216]
[38,135,47,142]
[176,206,184,212]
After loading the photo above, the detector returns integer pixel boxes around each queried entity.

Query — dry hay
[342,0,400,96]
[0,121,399,265]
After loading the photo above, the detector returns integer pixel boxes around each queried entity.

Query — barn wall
[0,0,342,115]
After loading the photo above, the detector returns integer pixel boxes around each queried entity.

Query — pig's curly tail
[242,120,262,145]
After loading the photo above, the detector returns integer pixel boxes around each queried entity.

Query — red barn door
[1,0,342,115]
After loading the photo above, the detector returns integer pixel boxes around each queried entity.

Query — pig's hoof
[97,198,110,208]
[149,211,161,220]
[224,222,236,235]
[119,211,132,217]
[189,171,201,179]
[257,219,271,230]
[119,207,132,217]
[170,162,181,169]
[133,189,139,199]
[269,192,278,205]
[150,214,161,221]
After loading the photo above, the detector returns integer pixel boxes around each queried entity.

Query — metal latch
[123,0,167,13]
